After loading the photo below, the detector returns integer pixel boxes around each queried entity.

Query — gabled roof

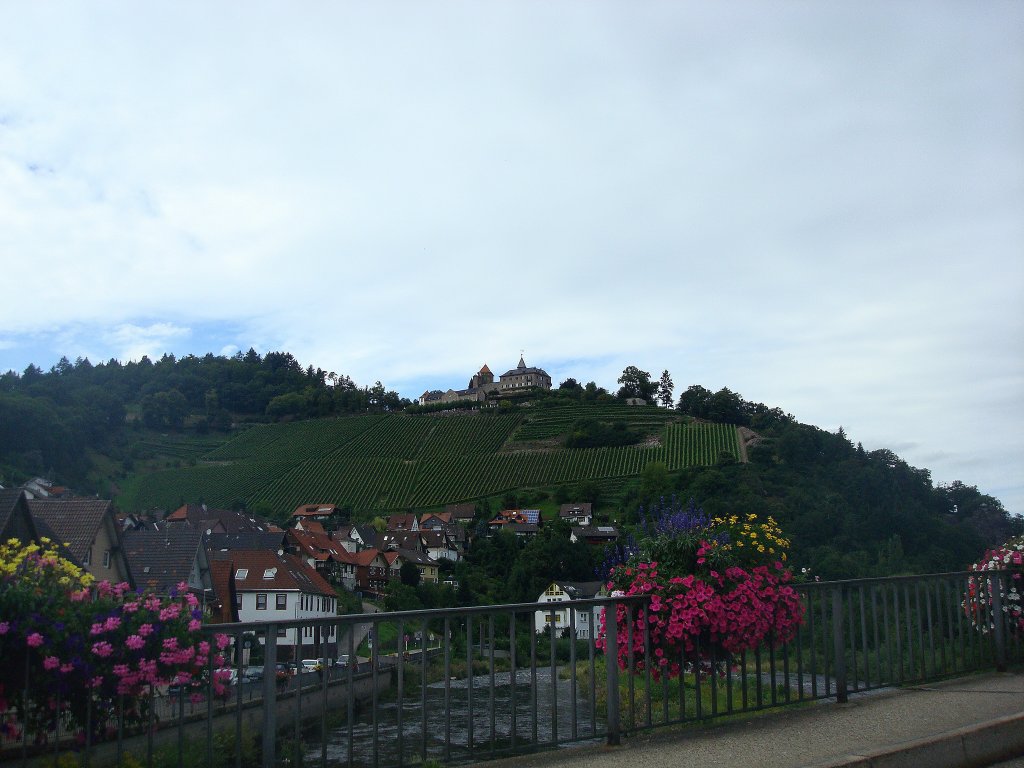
[350,548,387,567]
[445,503,476,520]
[571,525,620,541]
[552,581,605,599]
[208,549,334,596]
[420,530,454,549]
[559,502,593,518]
[386,513,417,531]
[207,560,239,624]
[123,526,207,595]
[27,496,130,584]
[382,531,423,552]
[0,488,41,546]
[206,531,288,552]
[392,547,435,567]
[291,503,337,518]
[166,504,274,533]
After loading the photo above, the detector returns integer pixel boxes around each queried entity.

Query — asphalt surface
[482,672,1024,768]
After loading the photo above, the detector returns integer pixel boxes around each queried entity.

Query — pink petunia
[26,632,44,648]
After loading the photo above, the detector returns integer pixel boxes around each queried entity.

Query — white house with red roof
[209,549,339,662]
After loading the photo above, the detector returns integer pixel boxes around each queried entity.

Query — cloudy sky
[1,2,1021,513]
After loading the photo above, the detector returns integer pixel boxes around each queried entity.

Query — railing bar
[846,586,857,692]
[205,647,213,768]
[902,583,913,681]
[421,618,429,763]
[694,636,703,720]
[713,643,722,715]
[807,590,817,699]
[915,582,925,681]
[626,604,635,729]
[347,627,355,768]
[768,639,777,707]
[858,585,868,689]
[549,606,557,745]
[371,622,380,768]
[820,587,831,697]
[680,637,688,720]
[321,624,330,768]
[509,611,517,751]
[296,627,304,768]
[724,643,733,716]
[466,615,474,753]
[177,672,185,768]
[397,618,405,767]
[947,578,961,674]
[531,615,538,745]
[782,635,790,704]
[832,587,847,703]
[795,604,804,702]
[569,604,578,739]
[488,614,495,753]
[589,606,597,737]
[443,617,451,764]
[148,683,156,768]
[740,648,748,711]
[234,629,243,768]
[871,586,881,687]
[643,608,652,727]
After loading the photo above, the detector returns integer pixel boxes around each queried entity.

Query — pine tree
[657,369,674,408]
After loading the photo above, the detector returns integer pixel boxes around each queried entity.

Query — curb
[810,711,1024,768]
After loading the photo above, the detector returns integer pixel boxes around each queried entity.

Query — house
[498,356,552,393]
[559,502,594,527]
[419,512,452,530]
[350,548,390,596]
[0,488,42,547]
[419,529,458,562]
[208,549,339,662]
[418,364,499,405]
[488,509,541,532]
[569,526,620,546]
[26,497,134,587]
[290,503,337,524]
[294,519,327,535]
[386,513,419,532]
[508,522,540,539]
[534,581,606,639]
[164,504,278,534]
[207,531,289,554]
[381,530,423,553]
[382,548,440,585]
[122,526,213,599]
[286,528,357,588]
[445,503,477,524]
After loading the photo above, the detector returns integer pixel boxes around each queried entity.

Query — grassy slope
[114,405,743,516]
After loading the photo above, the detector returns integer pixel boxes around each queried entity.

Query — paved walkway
[485,672,1024,768]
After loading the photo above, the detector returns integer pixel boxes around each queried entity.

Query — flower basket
[596,499,805,680]
[964,535,1024,636]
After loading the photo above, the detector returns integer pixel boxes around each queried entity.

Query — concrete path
[483,672,1024,768]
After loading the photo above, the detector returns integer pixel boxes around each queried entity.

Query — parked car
[215,667,239,685]
[301,659,322,673]
[242,665,264,683]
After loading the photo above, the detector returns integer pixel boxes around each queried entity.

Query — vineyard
[120,408,742,514]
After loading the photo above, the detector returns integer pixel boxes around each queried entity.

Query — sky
[1,2,1021,514]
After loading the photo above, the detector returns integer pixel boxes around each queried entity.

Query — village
[1,483,620,667]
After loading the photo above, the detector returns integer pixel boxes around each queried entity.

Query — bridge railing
[1,571,1019,768]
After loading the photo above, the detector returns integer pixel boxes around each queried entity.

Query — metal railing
[2,570,1019,767]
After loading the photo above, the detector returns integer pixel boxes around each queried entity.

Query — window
[236,568,248,580]
[83,548,91,566]
[235,594,242,609]
[277,627,287,638]
[276,593,287,610]
[263,568,277,580]
[256,593,267,610]
[103,550,111,569]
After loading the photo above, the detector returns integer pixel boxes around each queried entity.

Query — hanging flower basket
[964,535,1024,636]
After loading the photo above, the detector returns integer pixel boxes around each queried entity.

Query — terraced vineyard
[120,407,742,514]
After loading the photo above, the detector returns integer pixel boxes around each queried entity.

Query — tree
[657,370,674,409]
[677,384,713,418]
[400,561,421,587]
[616,366,656,401]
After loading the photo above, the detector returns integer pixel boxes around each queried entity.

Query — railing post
[262,627,278,768]
[832,587,847,703]
[990,573,1007,672]
[605,600,621,746]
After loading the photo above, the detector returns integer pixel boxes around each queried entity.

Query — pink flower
[43,656,60,670]
[188,619,202,632]
[138,623,154,637]
[26,632,44,648]
[91,641,114,658]
[126,634,144,650]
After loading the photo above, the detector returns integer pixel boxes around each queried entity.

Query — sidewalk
[485,672,1024,768]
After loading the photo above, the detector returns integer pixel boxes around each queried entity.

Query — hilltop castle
[419,356,552,406]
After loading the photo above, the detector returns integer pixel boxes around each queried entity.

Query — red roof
[209,549,334,596]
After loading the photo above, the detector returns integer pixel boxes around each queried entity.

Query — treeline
[0,350,407,486]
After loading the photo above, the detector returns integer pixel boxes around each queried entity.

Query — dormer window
[236,568,248,580]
